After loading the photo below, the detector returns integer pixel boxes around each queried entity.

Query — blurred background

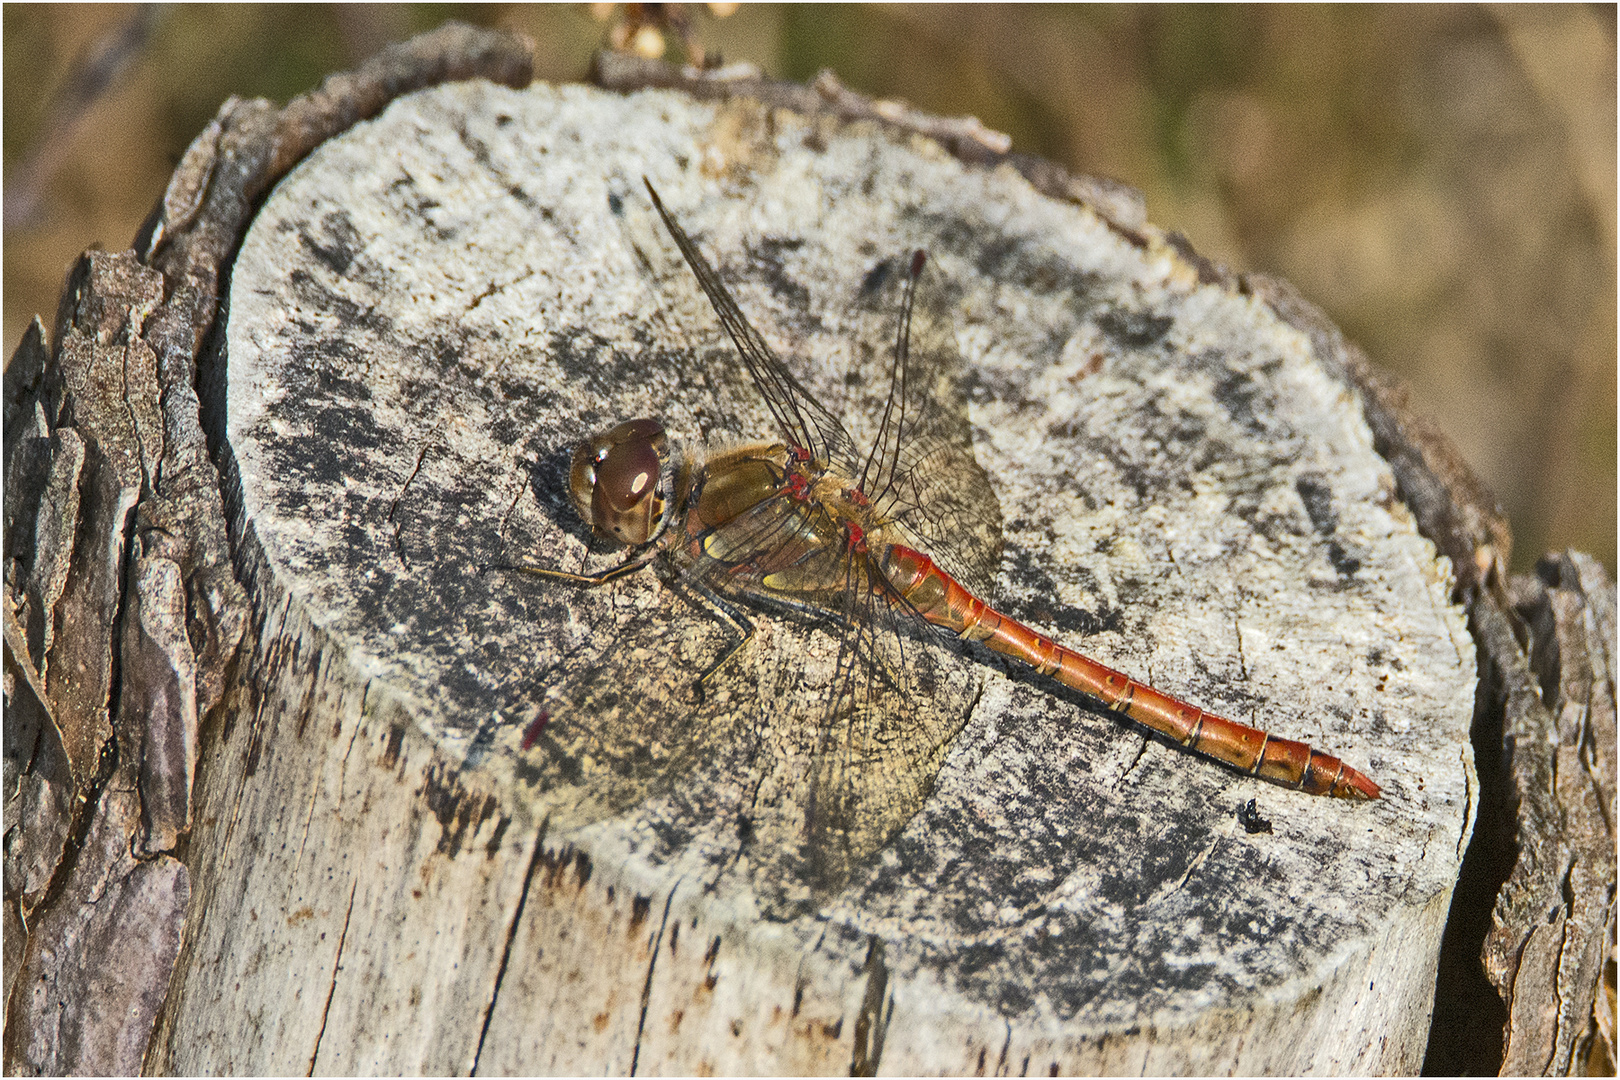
[4,4,1613,575]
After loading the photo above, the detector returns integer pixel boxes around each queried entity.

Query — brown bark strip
[1487,553,1616,1075]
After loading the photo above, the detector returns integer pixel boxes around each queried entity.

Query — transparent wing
[645,182,864,475]
[512,569,759,832]
[864,279,1005,599]
[518,496,981,908]
[800,551,979,900]
[644,188,1002,596]
[713,531,981,904]
[878,416,1005,600]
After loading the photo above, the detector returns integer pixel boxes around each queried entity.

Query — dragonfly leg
[676,580,757,692]
[489,552,656,586]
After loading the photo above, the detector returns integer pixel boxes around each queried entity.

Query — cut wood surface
[8,27,1607,1078]
[157,77,1472,1074]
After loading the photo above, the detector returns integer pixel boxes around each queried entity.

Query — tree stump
[17,29,1608,1078]
[144,74,1477,1074]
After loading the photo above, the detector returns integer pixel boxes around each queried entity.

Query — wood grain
[172,79,1474,1073]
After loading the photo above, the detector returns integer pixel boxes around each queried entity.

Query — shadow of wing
[513,570,757,831]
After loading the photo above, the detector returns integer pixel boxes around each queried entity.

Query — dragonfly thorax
[568,417,672,546]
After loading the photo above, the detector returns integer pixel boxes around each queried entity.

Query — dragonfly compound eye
[569,418,668,545]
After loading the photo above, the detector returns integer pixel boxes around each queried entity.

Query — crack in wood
[495,466,528,543]
[1148,836,1219,907]
[1111,733,1150,791]
[1233,615,1248,682]
[387,441,432,571]
[1547,914,1575,1076]
[850,937,890,1076]
[308,880,357,1075]
[470,819,549,1076]
[628,882,678,1076]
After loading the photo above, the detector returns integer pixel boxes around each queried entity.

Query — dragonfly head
[569,418,670,546]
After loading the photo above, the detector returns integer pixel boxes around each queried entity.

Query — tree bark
[2,32,1610,1078]
[1484,553,1615,1075]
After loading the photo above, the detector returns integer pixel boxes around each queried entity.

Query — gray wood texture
[2,27,1609,1078]
[184,77,1472,1073]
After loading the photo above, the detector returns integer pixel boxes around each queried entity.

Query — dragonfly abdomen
[883,543,1380,800]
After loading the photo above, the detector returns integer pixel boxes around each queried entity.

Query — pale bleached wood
[150,77,1480,1076]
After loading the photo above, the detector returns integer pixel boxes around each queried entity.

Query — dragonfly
[517,181,1378,895]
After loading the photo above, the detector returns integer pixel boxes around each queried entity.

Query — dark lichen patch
[421,762,501,859]
[255,417,392,535]
[722,238,824,340]
[1210,361,1287,440]
[483,813,512,858]
[532,841,586,890]
[378,723,407,770]
[857,256,900,300]
[999,548,1122,637]
[897,207,1105,324]
[629,893,652,933]
[285,268,394,338]
[1325,542,1361,578]
[1295,475,1339,537]
[1295,475,1362,578]
[539,330,703,430]
[1094,307,1174,350]
[299,209,362,277]
[311,400,385,453]
[387,170,456,242]
[542,326,633,387]
[453,121,539,216]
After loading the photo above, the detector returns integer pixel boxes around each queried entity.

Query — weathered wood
[142,67,1483,1073]
[1244,260,1614,1080]
[6,30,1606,1077]
[1488,553,1615,1075]
[2,23,534,1076]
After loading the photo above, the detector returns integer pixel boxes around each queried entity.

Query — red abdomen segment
[884,545,1380,800]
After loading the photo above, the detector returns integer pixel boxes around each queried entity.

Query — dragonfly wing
[881,423,1005,600]
[515,509,981,910]
[796,556,979,898]
[645,183,863,474]
[661,500,983,905]
[852,267,1005,598]
[725,541,980,904]
[514,569,759,832]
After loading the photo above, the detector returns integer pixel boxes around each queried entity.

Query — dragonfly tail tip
[1339,766,1381,801]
